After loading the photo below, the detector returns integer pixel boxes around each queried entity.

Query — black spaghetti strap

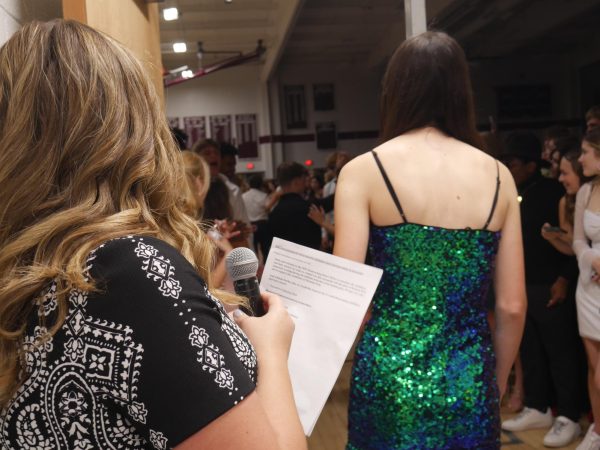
[371,151,407,222]
[483,160,501,230]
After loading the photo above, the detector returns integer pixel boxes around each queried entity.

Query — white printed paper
[260,238,383,435]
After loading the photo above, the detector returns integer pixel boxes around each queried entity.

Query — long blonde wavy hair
[180,150,211,219]
[0,20,234,406]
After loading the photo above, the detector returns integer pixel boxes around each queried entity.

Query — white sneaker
[501,407,553,432]
[543,416,581,447]
[576,425,600,450]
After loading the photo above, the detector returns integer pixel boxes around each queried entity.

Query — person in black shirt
[0,20,306,450]
[501,131,584,447]
[269,162,333,250]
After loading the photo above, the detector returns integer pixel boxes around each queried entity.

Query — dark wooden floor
[308,361,586,450]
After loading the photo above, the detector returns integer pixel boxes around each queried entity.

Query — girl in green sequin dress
[334,32,526,450]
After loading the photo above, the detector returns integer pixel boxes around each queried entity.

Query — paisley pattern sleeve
[0,236,257,450]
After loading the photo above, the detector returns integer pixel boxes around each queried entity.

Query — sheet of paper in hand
[260,238,383,435]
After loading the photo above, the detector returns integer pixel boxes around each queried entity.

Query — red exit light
[305,159,313,166]
[246,162,255,170]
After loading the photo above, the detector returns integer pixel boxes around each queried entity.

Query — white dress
[574,182,600,340]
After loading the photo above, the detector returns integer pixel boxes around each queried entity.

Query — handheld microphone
[225,247,265,316]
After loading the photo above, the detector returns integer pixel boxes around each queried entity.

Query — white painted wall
[164,63,277,175]
[164,39,598,172]
[274,62,381,167]
[0,0,62,45]
[270,55,579,168]
[165,64,262,119]
[164,60,382,173]
[0,1,22,45]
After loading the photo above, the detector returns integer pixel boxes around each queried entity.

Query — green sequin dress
[346,152,501,450]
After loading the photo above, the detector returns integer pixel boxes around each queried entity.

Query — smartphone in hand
[543,225,566,233]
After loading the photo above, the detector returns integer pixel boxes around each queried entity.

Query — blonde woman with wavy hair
[181,150,211,219]
[180,150,236,288]
[0,20,305,450]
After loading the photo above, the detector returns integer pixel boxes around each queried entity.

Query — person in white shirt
[243,174,272,260]
[192,139,253,247]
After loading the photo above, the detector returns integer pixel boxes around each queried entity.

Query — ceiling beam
[364,0,461,69]
[260,0,305,82]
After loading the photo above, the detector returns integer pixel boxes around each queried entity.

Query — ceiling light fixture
[173,42,187,53]
[168,65,188,74]
[181,70,194,78]
[225,0,233,3]
[163,7,179,21]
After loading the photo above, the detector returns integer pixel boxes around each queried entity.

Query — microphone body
[233,277,264,316]
[225,247,265,316]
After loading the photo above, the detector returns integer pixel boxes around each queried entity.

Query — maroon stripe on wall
[256,120,584,145]
[259,130,379,144]
[258,134,314,143]
[338,130,379,140]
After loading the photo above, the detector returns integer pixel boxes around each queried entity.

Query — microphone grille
[225,247,259,281]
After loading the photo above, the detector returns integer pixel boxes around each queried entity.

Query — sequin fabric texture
[347,223,501,450]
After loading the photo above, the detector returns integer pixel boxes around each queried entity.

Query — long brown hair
[584,128,600,157]
[561,149,591,226]
[0,20,234,405]
[380,31,483,149]
[584,128,600,195]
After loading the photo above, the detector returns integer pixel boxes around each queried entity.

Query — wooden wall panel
[62,0,164,104]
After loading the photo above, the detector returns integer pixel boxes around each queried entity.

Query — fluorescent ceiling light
[173,42,187,53]
[163,7,179,21]
[169,65,188,74]
[181,70,194,78]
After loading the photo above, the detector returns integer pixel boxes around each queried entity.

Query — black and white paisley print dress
[0,236,257,450]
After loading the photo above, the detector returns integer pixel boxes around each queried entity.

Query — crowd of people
[497,119,600,449]
[176,89,600,449]
[174,135,350,272]
[2,17,600,450]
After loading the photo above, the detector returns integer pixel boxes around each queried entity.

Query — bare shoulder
[455,140,498,165]
[338,151,377,181]
[343,151,374,170]
[457,142,514,189]
[559,195,567,209]
[496,160,516,191]
[579,181,593,199]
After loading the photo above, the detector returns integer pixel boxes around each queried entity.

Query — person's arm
[492,165,527,397]
[316,193,335,213]
[541,197,575,256]
[573,183,600,280]
[332,161,370,262]
[332,162,372,326]
[207,221,240,287]
[175,293,306,450]
[91,237,304,450]
[545,197,577,307]
[558,196,575,245]
[210,243,232,288]
[265,189,283,212]
[308,204,334,236]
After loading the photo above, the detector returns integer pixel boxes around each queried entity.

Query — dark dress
[0,236,256,449]
[347,152,502,450]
